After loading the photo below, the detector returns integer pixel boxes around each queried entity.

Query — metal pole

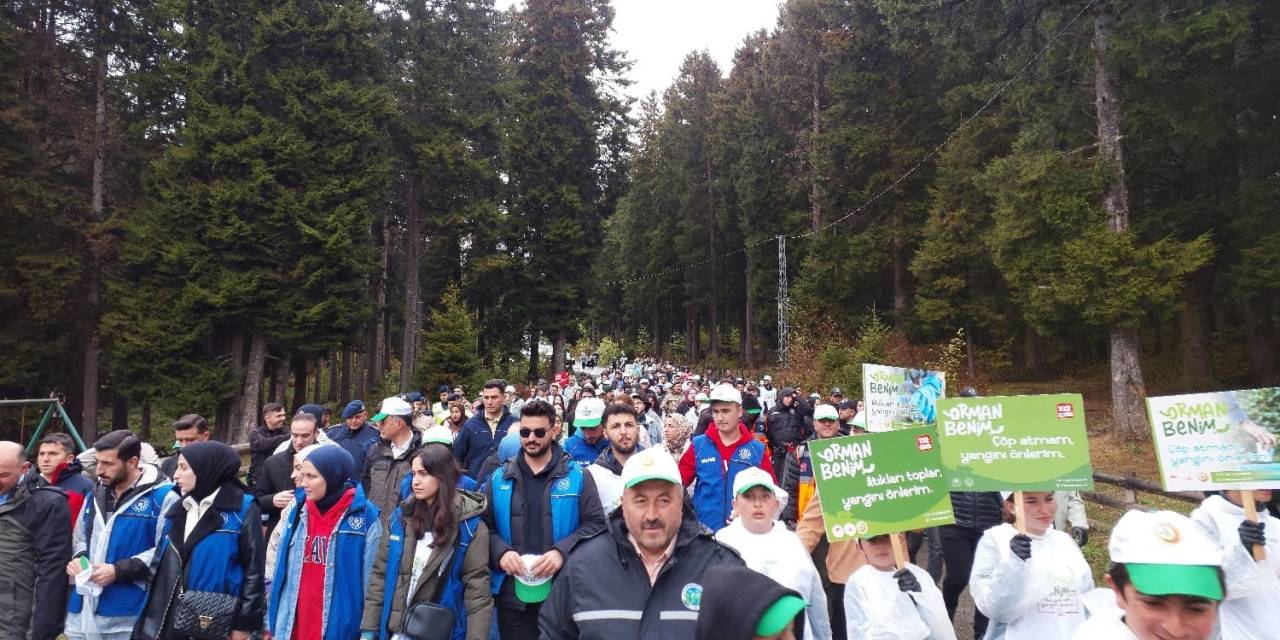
[777,235,788,369]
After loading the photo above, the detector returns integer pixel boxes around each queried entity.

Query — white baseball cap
[621,446,682,488]
[371,396,413,422]
[1109,510,1224,600]
[732,466,781,498]
[573,397,606,428]
[422,425,454,446]
[505,385,516,394]
[813,404,839,421]
[708,383,742,405]
[762,375,772,382]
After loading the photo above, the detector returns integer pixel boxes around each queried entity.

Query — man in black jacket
[486,400,605,640]
[247,402,287,488]
[0,441,72,640]
[765,388,810,475]
[540,446,744,640]
[252,412,322,535]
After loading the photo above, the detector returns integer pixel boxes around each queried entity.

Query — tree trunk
[226,330,245,439]
[291,354,308,411]
[1178,273,1213,386]
[1023,324,1049,375]
[232,331,267,445]
[527,330,540,383]
[311,357,324,403]
[1242,298,1277,383]
[401,177,421,391]
[891,210,909,329]
[140,399,151,442]
[327,354,338,402]
[273,356,288,407]
[369,216,389,393]
[706,156,720,358]
[552,329,566,375]
[743,275,754,367]
[1094,4,1148,439]
[810,60,822,232]
[111,395,128,432]
[340,347,352,403]
[965,324,976,380]
[80,0,110,443]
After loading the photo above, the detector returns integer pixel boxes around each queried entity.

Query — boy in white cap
[715,467,829,640]
[679,383,774,532]
[1189,488,1279,639]
[845,532,956,640]
[1071,509,1225,640]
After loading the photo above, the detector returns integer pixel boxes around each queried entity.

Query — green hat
[1126,563,1224,601]
[514,554,554,603]
[755,595,806,636]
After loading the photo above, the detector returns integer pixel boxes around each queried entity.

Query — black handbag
[171,588,238,640]
[400,541,460,640]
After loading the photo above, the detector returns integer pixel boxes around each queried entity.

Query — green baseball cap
[755,595,806,636]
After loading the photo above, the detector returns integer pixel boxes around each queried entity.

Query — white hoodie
[844,562,956,640]
[970,523,1094,640]
[715,519,832,640]
[1190,493,1280,640]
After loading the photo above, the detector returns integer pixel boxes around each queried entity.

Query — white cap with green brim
[732,466,782,497]
[573,397,606,428]
[514,554,554,603]
[422,425,454,446]
[371,396,413,422]
[813,404,839,421]
[621,447,681,488]
[1109,509,1224,601]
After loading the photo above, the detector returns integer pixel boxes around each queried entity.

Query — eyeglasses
[519,428,548,439]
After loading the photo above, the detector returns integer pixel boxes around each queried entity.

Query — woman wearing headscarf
[662,413,693,462]
[362,444,492,640]
[265,443,331,582]
[133,441,266,640]
[268,446,382,640]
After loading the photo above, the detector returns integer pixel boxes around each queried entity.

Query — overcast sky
[496,0,783,102]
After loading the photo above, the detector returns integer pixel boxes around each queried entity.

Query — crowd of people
[0,358,1272,640]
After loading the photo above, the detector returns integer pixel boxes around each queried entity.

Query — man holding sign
[1190,488,1280,640]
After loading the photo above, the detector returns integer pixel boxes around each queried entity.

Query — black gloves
[894,568,921,593]
[1239,520,1266,553]
[1072,527,1088,547]
[1010,533,1032,561]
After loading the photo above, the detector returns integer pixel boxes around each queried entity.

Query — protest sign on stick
[1147,388,1280,560]
[810,428,955,555]
[862,364,946,432]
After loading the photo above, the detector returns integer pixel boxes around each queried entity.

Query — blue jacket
[562,433,609,464]
[689,433,768,532]
[328,423,382,479]
[454,409,518,480]
[268,484,382,640]
[482,449,606,606]
[68,466,176,631]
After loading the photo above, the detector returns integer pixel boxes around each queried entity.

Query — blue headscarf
[304,445,355,512]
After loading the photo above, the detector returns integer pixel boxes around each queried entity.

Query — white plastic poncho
[1066,588,1137,640]
[844,562,956,640]
[1190,493,1280,640]
[970,523,1094,640]
[715,519,832,640]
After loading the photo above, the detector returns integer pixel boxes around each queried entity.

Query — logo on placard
[1056,403,1075,419]
[916,435,934,451]
[681,583,703,610]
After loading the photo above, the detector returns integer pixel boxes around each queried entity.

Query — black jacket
[362,430,425,524]
[765,391,810,453]
[0,482,71,640]
[247,424,289,488]
[780,435,819,523]
[483,446,606,610]
[252,447,297,535]
[538,501,745,640]
[133,484,266,639]
[947,491,1004,532]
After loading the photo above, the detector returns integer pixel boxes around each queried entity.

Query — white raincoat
[970,523,1094,640]
[844,562,956,640]
[1190,493,1280,640]
[715,518,832,640]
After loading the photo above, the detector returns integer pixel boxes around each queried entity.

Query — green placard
[935,394,1093,491]
[810,428,955,542]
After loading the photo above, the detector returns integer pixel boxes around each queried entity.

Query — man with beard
[484,400,605,640]
[587,402,642,515]
[64,430,178,640]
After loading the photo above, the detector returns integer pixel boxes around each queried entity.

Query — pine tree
[417,284,482,390]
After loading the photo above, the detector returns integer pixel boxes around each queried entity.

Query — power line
[600,0,1098,287]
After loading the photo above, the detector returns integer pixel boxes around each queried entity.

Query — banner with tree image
[810,428,955,541]
[935,394,1093,491]
[862,364,947,431]
[1147,388,1280,491]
